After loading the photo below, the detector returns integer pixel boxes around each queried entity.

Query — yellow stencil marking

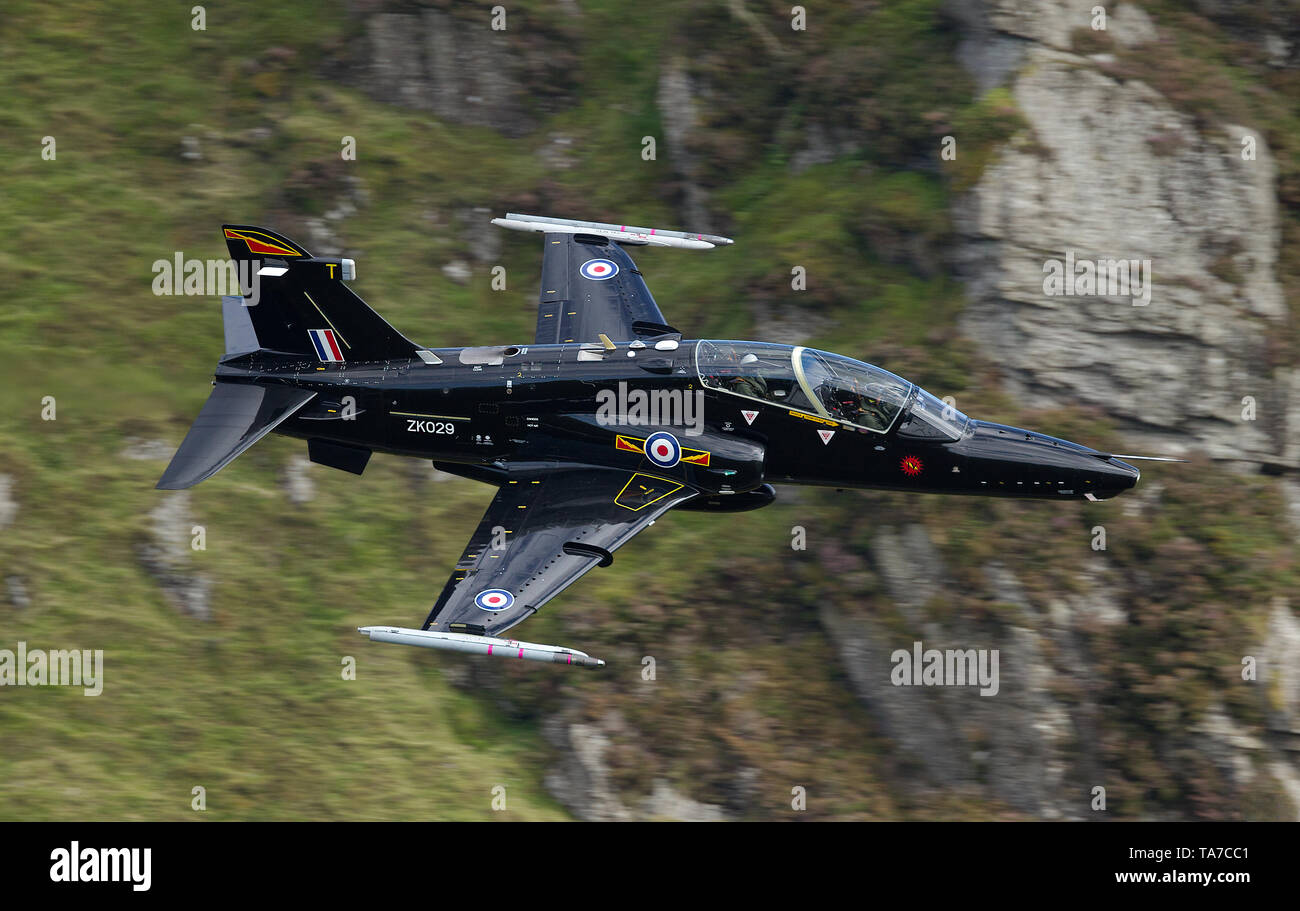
[614,472,685,512]
[787,410,838,427]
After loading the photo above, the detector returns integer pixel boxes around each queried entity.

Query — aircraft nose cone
[959,422,1139,499]
[1082,455,1140,499]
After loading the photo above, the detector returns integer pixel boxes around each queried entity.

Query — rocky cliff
[951,0,1295,471]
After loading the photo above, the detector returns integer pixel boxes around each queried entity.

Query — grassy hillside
[1,0,1297,820]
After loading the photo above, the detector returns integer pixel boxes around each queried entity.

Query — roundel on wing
[579,258,619,281]
[474,589,515,611]
[644,431,682,468]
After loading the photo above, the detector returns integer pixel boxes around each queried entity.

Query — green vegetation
[1,0,1296,820]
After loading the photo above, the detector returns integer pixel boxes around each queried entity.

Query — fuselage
[217,338,1139,503]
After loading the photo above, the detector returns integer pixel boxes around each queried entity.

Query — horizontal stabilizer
[157,383,316,489]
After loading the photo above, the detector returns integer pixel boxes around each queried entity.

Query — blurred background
[1,0,1298,820]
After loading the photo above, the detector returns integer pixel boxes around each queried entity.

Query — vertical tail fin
[222,224,420,362]
[222,294,260,356]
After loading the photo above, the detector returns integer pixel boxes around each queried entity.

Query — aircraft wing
[421,466,698,638]
[532,234,671,344]
[490,213,733,345]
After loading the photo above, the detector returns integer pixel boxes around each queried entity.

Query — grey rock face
[542,712,730,821]
[137,491,212,620]
[1266,599,1300,735]
[0,474,16,529]
[822,524,1082,818]
[947,0,1030,93]
[976,0,1157,52]
[542,716,632,822]
[281,455,315,506]
[2,477,29,608]
[952,9,1292,467]
[456,206,502,265]
[5,576,30,610]
[362,10,536,137]
[656,57,713,232]
[121,438,175,461]
[441,260,472,285]
[300,175,368,259]
[640,779,729,822]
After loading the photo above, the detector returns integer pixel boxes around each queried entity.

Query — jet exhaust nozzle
[357,626,605,668]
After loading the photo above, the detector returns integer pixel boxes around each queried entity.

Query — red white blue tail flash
[308,328,344,362]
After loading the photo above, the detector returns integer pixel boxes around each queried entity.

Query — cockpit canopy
[897,387,971,441]
[696,340,919,433]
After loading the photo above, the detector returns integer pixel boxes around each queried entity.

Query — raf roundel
[644,431,682,468]
[579,258,620,281]
[474,589,516,612]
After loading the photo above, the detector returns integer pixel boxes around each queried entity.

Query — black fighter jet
[159,215,1156,667]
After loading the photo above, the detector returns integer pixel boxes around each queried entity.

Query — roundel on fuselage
[644,431,681,468]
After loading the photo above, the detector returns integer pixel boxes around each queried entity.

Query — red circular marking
[900,456,923,477]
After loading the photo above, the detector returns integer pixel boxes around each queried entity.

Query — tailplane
[156,382,316,489]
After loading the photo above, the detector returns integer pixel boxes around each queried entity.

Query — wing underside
[422,466,698,638]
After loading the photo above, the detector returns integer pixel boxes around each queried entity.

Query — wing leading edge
[422,467,698,638]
